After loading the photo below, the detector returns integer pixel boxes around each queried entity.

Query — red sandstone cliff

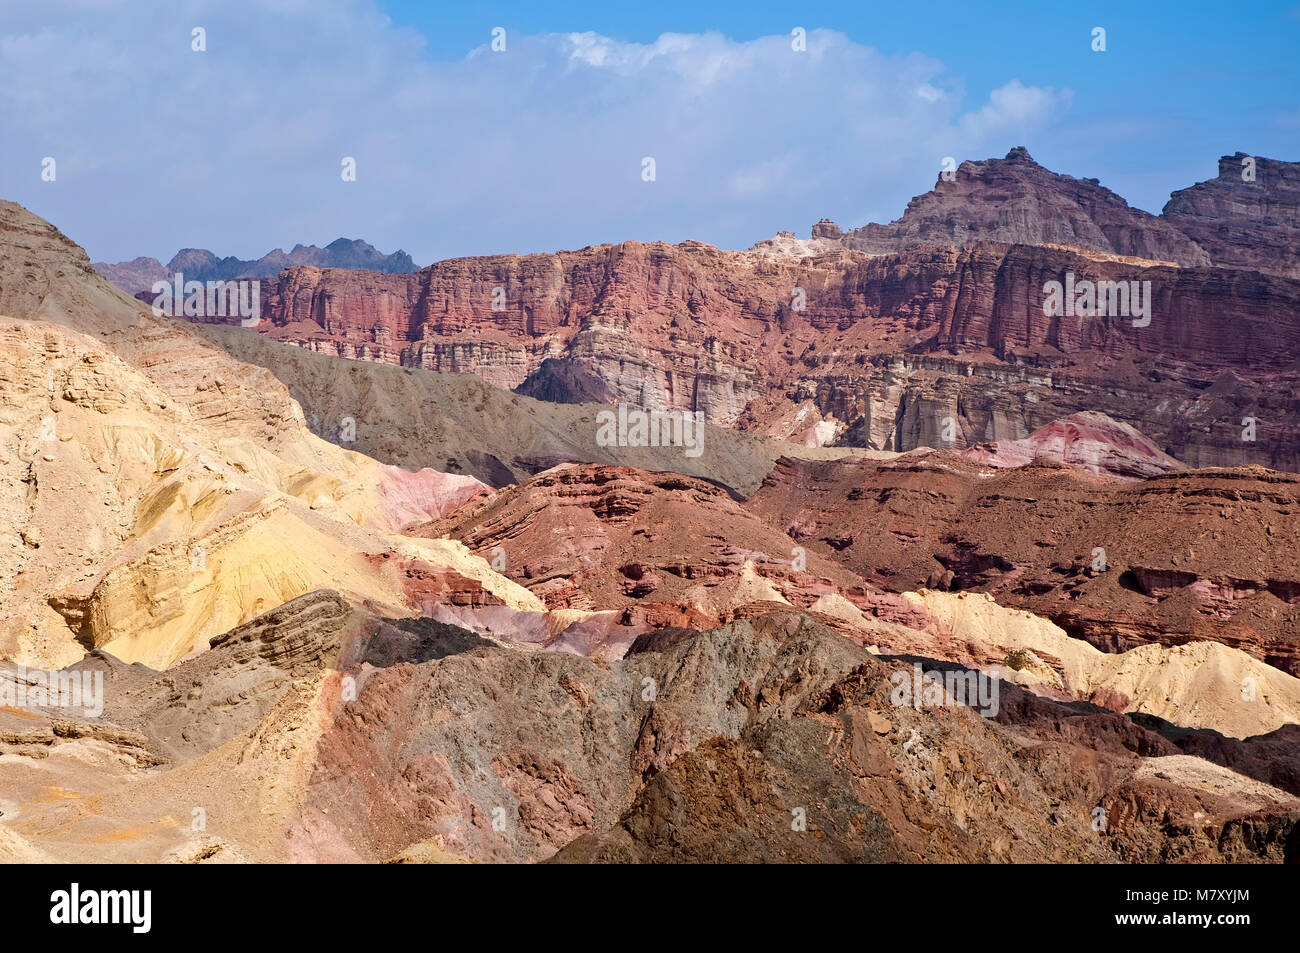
[246,236,1300,469]
[168,149,1300,472]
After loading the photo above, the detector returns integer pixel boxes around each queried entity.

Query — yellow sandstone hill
[902,589,1300,739]
[0,201,539,669]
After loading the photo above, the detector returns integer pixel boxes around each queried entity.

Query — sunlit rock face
[222,152,1300,471]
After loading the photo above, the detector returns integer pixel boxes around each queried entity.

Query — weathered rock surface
[196,322,866,496]
[513,357,612,404]
[5,593,1297,862]
[415,460,1300,742]
[541,617,1297,864]
[901,589,1300,740]
[835,147,1211,266]
[1163,153,1300,279]
[961,411,1184,479]
[204,150,1300,471]
[748,454,1300,676]
[414,463,928,654]
[0,200,576,670]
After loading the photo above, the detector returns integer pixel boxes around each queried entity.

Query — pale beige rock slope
[0,200,541,669]
[902,589,1300,739]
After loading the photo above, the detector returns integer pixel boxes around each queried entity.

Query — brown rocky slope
[5,594,1296,863]
[747,452,1300,677]
[1163,152,1300,280]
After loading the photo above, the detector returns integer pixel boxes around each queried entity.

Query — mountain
[785,148,1300,280]
[0,200,527,671]
[408,462,927,639]
[93,237,419,295]
[193,322,857,496]
[3,189,1300,864]
[224,149,1300,471]
[747,451,1300,677]
[820,146,1211,266]
[1163,152,1300,279]
[6,592,1295,862]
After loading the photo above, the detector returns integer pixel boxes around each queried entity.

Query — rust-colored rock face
[1163,153,1300,279]
[220,150,1300,471]
[747,454,1300,677]
[412,462,929,636]
[839,147,1211,266]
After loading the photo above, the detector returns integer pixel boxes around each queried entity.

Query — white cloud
[960,80,1073,140]
[0,1,1072,264]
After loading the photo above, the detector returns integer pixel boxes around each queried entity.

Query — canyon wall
[147,149,1300,472]
[245,238,1300,470]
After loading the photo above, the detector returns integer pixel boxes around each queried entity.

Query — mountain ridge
[94,237,419,294]
[2,195,1299,864]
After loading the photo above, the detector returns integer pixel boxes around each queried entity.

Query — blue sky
[1,0,1296,265]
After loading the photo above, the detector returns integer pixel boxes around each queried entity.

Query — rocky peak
[1162,152,1300,278]
[95,237,421,295]
[326,237,370,253]
[1215,151,1300,187]
[810,218,843,240]
[837,148,1211,266]
[168,247,223,272]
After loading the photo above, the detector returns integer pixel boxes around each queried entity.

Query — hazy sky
[2,0,1296,265]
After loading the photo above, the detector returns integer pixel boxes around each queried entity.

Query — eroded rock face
[0,302,529,670]
[195,323,801,497]
[748,454,1300,676]
[1163,153,1300,279]
[5,567,1299,862]
[0,200,591,670]
[900,589,1300,740]
[411,459,1300,742]
[252,241,780,422]
[206,151,1300,470]
[413,463,928,651]
[837,147,1211,266]
[799,352,1300,472]
[961,411,1184,479]
[513,358,612,404]
[17,600,1287,864]
[252,239,1295,397]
